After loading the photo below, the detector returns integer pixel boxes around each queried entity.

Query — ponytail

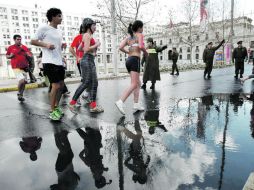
[127,23,133,37]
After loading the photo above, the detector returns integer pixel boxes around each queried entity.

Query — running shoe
[49,111,61,121]
[115,100,125,115]
[90,105,104,113]
[17,94,25,102]
[54,107,64,117]
[133,103,145,113]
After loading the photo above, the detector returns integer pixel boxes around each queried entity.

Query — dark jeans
[204,62,213,76]
[235,61,244,76]
[172,60,179,74]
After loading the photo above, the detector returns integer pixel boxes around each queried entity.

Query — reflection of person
[232,41,247,79]
[19,136,42,161]
[76,127,111,189]
[6,34,32,102]
[145,110,167,135]
[229,93,243,113]
[203,39,225,79]
[141,37,167,89]
[121,115,150,184]
[201,95,213,110]
[50,130,80,190]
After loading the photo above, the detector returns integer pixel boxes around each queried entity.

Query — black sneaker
[240,75,243,78]
[175,73,179,76]
[170,73,174,75]
[17,94,25,102]
[150,85,155,89]
[234,75,238,79]
[208,75,211,79]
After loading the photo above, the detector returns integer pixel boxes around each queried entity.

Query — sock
[70,100,77,105]
[90,101,96,108]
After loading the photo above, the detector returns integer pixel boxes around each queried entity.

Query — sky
[0,0,254,24]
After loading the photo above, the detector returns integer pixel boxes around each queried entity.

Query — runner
[6,34,32,102]
[31,8,65,121]
[115,20,148,115]
[68,18,104,113]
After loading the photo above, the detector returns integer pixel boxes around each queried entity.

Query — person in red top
[69,25,84,75]
[6,34,32,102]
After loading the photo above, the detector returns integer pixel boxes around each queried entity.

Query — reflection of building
[148,17,254,65]
[0,3,163,77]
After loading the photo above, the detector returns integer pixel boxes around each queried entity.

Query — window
[179,55,182,60]
[160,40,162,45]
[32,11,38,16]
[160,56,163,60]
[0,14,7,20]
[32,18,38,22]
[187,47,191,52]
[196,35,200,41]
[179,48,182,53]
[169,39,172,44]
[195,46,199,52]
[250,41,254,48]
[188,36,191,41]
[0,7,7,13]
[196,54,199,59]
[12,16,18,20]
[22,10,28,15]
[205,34,209,40]
[187,54,191,60]
[23,17,28,21]
[11,9,18,14]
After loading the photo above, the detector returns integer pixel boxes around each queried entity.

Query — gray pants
[72,54,98,102]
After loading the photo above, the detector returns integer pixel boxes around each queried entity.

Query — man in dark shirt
[233,41,247,79]
[203,39,225,79]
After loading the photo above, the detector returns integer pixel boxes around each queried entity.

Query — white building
[148,17,254,66]
[0,3,164,78]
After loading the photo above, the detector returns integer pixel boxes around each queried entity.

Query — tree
[167,0,200,64]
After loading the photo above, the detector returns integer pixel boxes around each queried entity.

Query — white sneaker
[76,98,82,107]
[115,100,125,115]
[133,103,145,113]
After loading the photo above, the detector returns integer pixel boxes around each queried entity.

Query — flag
[200,0,208,32]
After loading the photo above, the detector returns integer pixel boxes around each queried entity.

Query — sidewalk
[0,73,129,93]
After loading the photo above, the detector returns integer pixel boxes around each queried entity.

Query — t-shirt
[6,44,30,69]
[71,34,84,63]
[32,24,63,66]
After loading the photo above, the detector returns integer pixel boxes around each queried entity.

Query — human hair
[13,34,21,40]
[127,23,133,37]
[79,24,83,34]
[132,20,143,32]
[46,8,62,22]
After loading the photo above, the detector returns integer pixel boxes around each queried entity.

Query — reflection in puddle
[0,93,254,190]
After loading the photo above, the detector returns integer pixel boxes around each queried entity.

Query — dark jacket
[203,40,224,64]
[233,47,247,63]
[142,44,167,82]
[172,51,179,62]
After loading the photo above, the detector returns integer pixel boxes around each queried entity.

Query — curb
[0,74,130,93]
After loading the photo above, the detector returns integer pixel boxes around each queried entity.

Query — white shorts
[13,69,28,81]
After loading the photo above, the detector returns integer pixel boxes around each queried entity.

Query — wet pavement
[1,65,254,190]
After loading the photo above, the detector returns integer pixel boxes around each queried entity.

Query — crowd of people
[5,7,252,121]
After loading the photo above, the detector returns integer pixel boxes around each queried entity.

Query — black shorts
[43,63,65,83]
[126,56,140,73]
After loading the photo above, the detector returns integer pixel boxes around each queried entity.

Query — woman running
[115,20,148,115]
[69,18,103,113]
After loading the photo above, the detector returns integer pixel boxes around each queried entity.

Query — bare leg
[120,71,139,102]
[50,83,61,111]
[133,75,141,103]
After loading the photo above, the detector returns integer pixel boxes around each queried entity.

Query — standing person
[170,47,179,76]
[115,20,148,115]
[141,37,167,90]
[203,39,225,79]
[232,41,247,79]
[31,8,65,121]
[68,18,104,113]
[6,34,32,102]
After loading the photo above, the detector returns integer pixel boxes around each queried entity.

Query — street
[0,65,254,190]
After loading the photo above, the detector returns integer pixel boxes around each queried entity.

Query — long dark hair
[127,20,143,37]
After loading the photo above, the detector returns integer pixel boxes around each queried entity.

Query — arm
[156,45,167,53]
[69,46,77,59]
[203,49,207,63]
[119,37,129,54]
[232,49,236,62]
[214,39,225,51]
[31,39,55,50]
[137,33,148,56]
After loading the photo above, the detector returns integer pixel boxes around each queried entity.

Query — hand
[46,43,55,50]
[9,53,14,58]
[95,41,101,47]
[77,57,82,63]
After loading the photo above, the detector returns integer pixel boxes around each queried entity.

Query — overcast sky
[1,0,254,24]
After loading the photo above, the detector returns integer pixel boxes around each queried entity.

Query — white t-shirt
[32,24,63,66]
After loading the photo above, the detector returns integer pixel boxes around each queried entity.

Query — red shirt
[71,34,84,63]
[6,44,30,69]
